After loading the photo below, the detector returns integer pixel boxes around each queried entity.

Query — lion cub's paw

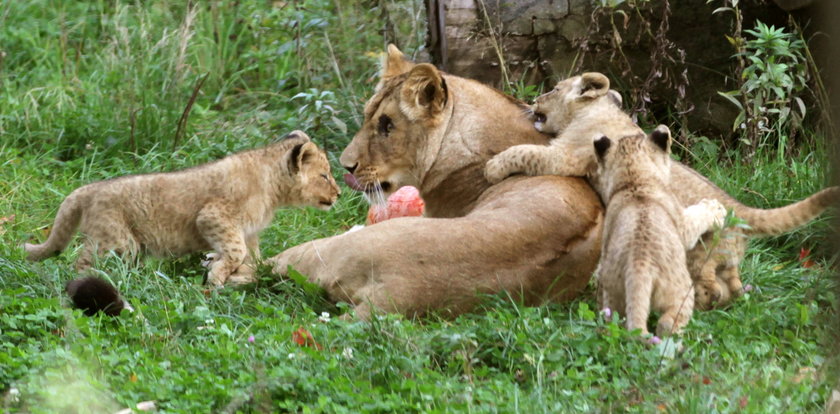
[484,156,511,184]
[201,252,220,269]
[694,281,723,309]
[696,198,727,227]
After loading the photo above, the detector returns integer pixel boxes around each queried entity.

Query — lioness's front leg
[269,176,603,319]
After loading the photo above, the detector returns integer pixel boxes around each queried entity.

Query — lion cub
[593,127,726,336]
[25,131,340,286]
[486,72,839,310]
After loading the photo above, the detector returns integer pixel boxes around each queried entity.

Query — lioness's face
[340,48,448,198]
[339,84,421,196]
[530,72,619,136]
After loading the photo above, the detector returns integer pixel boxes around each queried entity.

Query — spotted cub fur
[24,131,340,286]
[594,127,725,335]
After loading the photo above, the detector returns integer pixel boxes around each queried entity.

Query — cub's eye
[320,174,330,182]
[378,115,394,136]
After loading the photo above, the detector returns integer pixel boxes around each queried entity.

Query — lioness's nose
[343,163,358,174]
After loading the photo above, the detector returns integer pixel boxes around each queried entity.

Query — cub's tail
[733,186,840,236]
[24,188,86,261]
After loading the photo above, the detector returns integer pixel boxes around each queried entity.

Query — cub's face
[286,137,340,210]
[593,125,673,192]
[530,72,621,135]
[339,47,448,199]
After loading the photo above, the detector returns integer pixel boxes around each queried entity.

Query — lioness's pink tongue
[343,173,364,191]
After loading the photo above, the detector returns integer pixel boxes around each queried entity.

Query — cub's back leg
[196,203,247,286]
[75,215,139,272]
[653,271,694,336]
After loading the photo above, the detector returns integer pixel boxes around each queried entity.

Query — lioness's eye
[378,115,394,136]
[321,174,329,182]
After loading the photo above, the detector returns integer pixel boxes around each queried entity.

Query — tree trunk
[426,0,794,138]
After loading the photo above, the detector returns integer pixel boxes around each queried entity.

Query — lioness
[589,127,726,335]
[268,45,604,319]
[485,72,840,309]
[25,131,340,286]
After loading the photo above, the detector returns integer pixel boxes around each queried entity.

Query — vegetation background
[0,0,836,412]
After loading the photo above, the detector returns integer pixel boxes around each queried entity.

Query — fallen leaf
[657,403,667,411]
[702,376,711,385]
[739,395,748,408]
[798,247,810,261]
[798,247,816,268]
[292,327,322,350]
[129,373,138,383]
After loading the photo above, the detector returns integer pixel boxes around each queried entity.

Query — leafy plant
[292,88,347,151]
[716,19,808,153]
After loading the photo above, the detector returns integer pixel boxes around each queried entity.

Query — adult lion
[267,45,603,318]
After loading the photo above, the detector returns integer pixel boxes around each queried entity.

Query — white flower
[342,347,354,360]
[318,312,331,323]
[287,353,296,360]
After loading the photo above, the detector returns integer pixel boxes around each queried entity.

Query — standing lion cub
[591,127,726,336]
[24,131,340,286]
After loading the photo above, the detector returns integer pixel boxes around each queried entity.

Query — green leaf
[717,91,743,110]
[287,265,326,297]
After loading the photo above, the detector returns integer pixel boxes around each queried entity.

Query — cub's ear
[400,63,448,121]
[382,44,414,79]
[649,124,672,153]
[288,141,320,174]
[578,72,610,100]
[282,130,311,142]
[593,135,611,159]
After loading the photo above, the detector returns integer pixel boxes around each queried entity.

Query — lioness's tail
[24,189,86,261]
[733,186,840,236]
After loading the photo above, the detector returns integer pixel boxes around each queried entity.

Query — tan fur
[592,128,726,336]
[25,131,339,286]
[268,45,604,318]
[485,72,840,309]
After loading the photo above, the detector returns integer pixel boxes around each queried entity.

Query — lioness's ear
[578,72,610,100]
[288,141,319,174]
[382,44,414,79]
[594,135,611,159]
[649,125,672,153]
[400,63,448,120]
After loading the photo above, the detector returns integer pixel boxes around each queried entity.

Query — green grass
[1,1,837,412]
